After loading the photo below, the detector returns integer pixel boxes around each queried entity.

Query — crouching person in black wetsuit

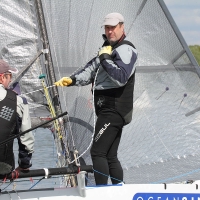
[55,13,138,185]
[0,59,34,175]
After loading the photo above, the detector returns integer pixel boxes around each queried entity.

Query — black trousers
[90,109,124,185]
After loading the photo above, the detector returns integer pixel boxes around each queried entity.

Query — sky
[163,0,200,45]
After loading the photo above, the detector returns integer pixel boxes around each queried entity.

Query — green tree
[189,45,200,66]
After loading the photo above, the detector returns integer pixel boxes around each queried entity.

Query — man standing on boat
[55,13,137,185]
[0,59,34,175]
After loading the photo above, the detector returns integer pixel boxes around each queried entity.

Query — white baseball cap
[102,12,124,27]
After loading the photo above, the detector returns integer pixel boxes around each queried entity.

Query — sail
[0,0,71,186]
[0,0,200,185]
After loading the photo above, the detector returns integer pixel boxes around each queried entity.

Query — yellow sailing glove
[98,46,112,56]
[54,77,72,86]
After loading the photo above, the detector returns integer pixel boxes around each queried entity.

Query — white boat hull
[2,183,200,200]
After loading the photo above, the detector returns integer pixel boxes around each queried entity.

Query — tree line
[189,45,200,66]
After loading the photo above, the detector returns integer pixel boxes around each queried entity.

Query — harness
[112,40,136,50]
[0,89,17,174]
[95,39,136,125]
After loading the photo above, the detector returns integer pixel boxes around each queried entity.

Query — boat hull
[2,183,200,200]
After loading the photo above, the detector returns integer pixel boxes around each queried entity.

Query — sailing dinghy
[1,0,200,199]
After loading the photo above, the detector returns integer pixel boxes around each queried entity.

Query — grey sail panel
[40,0,200,184]
[0,0,48,117]
[121,69,200,183]
[0,0,72,188]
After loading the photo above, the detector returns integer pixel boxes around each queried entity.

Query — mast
[34,0,60,112]
[34,0,66,166]
[34,0,78,187]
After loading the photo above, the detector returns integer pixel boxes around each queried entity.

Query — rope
[63,4,145,162]
[69,68,98,164]
[93,169,123,184]
[0,176,7,188]
[20,85,56,96]
[40,78,66,152]
[151,167,200,184]
[42,2,75,170]
[34,1,138,168]
[1,181,12,191]
[42,78,72,176]
[29,177,44,190]
[20,1,147,177]
[42,0,68,110]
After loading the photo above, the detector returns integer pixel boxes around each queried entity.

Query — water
[1,127,95,192]
[2,128,61,191]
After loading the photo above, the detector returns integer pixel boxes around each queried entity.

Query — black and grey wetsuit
[71,36,137,125]
[70,35,137,185]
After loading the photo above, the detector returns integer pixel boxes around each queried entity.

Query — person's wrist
[99,53,112,62]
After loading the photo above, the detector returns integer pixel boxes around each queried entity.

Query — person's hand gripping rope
[54,77,72,86]
[54,46,112,87]
[98,46,112,56]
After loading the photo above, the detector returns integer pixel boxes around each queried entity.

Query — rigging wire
[41,1,102,166]
[1,181,12,192]
[0,0,160,190]
[0,4,152,191]
[65,0,149,163]
[41,0,95,166]
[13,189,21,200]
[93,169,123,184]
[39,75,70,167]
[29,177,44,190]
[68,0,150,163]
[35,0,71,171]
[42,0,76,159]
[42,1,69,114]
[32,0,149,166]
[20,84,56,96]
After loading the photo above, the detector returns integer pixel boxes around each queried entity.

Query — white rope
[20,85,56,96]
[69,68,99,164]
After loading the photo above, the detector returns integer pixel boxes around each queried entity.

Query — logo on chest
[97,96,105,107]
[0,106,14,121]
